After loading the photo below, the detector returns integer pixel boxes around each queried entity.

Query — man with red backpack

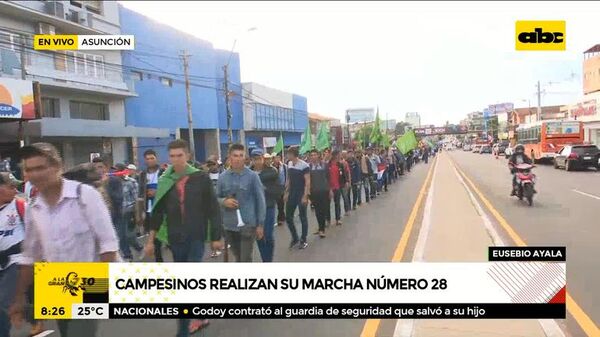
[327,150,349,226]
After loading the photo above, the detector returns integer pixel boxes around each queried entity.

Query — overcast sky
[120,1,599,126]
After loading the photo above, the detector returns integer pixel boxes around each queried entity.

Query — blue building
[119,6,243,165]
[242,82,308,154]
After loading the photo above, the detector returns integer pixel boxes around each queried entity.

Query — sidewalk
[411,153,546,337]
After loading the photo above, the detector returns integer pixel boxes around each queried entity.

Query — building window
[64,51,104,78]
[160,77,173,87]
[42,97,60,118]
[131,70,143,81]
[69,101,108,120]
[0,30,18,51]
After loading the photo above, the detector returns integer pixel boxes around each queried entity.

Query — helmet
[514,144,525,154]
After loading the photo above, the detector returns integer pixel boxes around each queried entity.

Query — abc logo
[515,21,566,51]
[518,28,563,44]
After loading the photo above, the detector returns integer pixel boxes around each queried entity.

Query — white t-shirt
[146,171,159,213]
[0,199,25,270]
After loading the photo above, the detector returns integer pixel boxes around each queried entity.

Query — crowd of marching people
[0,140,437,337]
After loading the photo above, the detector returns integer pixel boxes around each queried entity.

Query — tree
[354,125,373,140]
[394,122,411,136]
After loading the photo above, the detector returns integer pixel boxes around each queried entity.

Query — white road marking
[572,189,600,201]
[393,155,439,337]
[451,158,566,337]
[32,330,55,337]
[412,156,439,262]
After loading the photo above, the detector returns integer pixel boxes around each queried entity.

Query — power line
[0,32,301,112]
[0,40,223,82]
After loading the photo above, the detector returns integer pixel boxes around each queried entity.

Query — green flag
[370,108,382,145]
[425,138,435,148]
[397,130,418,155]
[273,132,284,155]
[381,133,391,148]
[299,124,313,155]
[316,122,330,151]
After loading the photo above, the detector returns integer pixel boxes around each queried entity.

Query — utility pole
[223,65,233,145]
[345,110,350,148]
[536,80,542,122]
[180,50,196,161]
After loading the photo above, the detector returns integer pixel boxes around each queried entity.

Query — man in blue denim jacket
[216,143,266,262]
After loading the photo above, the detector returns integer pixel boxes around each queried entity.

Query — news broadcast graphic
[33,35,135,50]
[34,261,566,320]
[515,21,566,51]
[489,246,566,262]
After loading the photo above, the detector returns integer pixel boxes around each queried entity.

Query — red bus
[516,120,584,161]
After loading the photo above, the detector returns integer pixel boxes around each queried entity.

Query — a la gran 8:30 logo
[515,21,566,51]
[47,272,95,296]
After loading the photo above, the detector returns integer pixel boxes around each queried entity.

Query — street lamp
[518,98,532,123]
[224,27,258,146]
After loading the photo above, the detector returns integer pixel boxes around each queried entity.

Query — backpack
[366,157,374,175]
[337,162,348,185]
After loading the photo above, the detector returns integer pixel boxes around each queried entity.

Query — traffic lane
[204,161,433,337]
[448,150,600,334]
[10,162,432,337]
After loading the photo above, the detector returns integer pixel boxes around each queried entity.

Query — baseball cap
[263,153,273,159]
[0,172,22,188]
[18,142,62,165]
[251,148,264,157]
[114,163,127,171]
[127,164,137,171]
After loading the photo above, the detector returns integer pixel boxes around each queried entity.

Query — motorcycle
[509,163,536,206]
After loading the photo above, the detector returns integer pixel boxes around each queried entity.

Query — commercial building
[119,5,242,164]
[497,113,509,140]
[559,44,600,145]
[0,1,163,168]
[405,112,421,128]
[563,91,600,145]
[467,111,484,133]
[242,82,308,154]
[381,119,396,131]
[583,44,600,95]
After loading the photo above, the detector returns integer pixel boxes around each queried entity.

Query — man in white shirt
[10,143,119,337]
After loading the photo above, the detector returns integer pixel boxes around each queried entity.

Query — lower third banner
[33,262,566,320]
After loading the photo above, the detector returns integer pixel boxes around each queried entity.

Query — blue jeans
[326,189,342,221]
[286,197,308,243]
[169,238,205,337]
[115,213,132,259]
[257,206,276,262]
[0,264,17,337]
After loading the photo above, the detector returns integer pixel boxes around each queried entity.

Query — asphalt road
[11,159,433,337]
[448,150,600,337]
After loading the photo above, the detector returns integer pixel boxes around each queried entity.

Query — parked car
[505,146,513,158]
[480,145,492,154]
[553,144,600,171]
[498,142,509,154]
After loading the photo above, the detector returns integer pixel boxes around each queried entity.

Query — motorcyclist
[508,144,533,196]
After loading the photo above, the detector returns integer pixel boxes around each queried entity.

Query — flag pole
[281,131,285,160]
